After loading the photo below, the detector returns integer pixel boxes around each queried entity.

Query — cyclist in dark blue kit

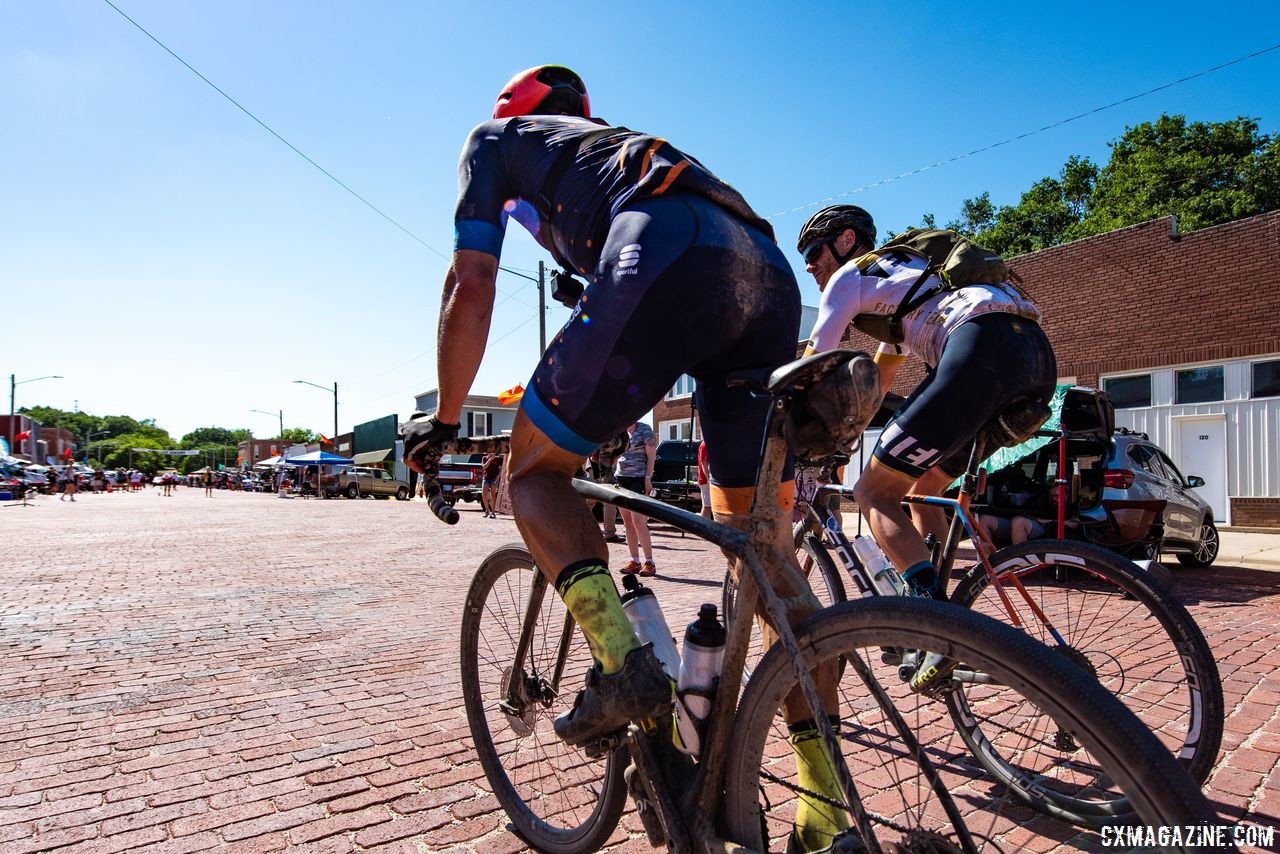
[402,66,853,850]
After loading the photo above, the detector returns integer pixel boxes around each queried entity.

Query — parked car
[337,466,410,500]
[19,469,50,493]
[981,386,1219,567]
[438,454,484,505]
[651,440,699,510]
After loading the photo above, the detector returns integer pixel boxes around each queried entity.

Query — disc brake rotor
[498,665,536,736]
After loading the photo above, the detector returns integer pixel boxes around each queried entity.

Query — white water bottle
[674,604,726,756]
[851,535,908,597]
[620,575,680,680]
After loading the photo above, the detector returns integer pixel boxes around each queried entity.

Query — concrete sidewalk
[1219,529,1280,570]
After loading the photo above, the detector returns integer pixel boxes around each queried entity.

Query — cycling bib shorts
[873,312,1056,480]
[523,193,800,498]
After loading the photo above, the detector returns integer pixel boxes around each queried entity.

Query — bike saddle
[987,398,1053,448]
[727,349,864,394]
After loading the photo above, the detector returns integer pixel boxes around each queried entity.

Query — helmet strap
[829,240,859,266]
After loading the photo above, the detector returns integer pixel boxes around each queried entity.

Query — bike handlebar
[415,431,629,526]
[416,435,512,526]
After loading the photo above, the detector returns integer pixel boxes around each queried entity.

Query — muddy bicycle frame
[424,351,937,853]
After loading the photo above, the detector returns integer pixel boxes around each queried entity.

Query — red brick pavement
[1,488,1276,852]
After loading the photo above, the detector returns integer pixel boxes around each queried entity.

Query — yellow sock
[556,561,640,674]
[790,719,850,851]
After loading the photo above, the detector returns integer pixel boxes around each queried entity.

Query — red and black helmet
[493,65,591,120]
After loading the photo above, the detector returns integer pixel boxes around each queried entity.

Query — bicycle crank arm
[627,722,692,852]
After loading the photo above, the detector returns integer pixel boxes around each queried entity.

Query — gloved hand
[400,412,460,472]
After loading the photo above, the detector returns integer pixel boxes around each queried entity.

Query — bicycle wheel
[722,597,1219,852]
[459,544,627,853]
[947,538,1223,824]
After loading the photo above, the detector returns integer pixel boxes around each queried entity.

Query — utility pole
[537,261,546,355]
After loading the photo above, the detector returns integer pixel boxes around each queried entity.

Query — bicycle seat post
[692,376,874,850]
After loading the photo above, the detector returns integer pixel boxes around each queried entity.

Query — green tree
[945,191,997,237]
[948,114,1275,256]
[99,434,167,474]
[279,427,319,445]
[1072,115,1279,238]
[180,427,251,448]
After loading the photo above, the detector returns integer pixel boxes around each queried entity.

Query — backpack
[852,228,1009,345]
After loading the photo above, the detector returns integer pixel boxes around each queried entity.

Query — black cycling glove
[400,412,460,469]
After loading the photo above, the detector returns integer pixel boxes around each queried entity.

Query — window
[659,420,693,440]
[1253,360,1280,398]
[664,374,696,400]
[1175,366,1223,404]
[1102,375,1151,409]
[1154,450,1186,486]
[466,411,491,436]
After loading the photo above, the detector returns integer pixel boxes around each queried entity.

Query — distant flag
[14,431,31,441]
[318,434,330,444]
[497,383,525,406]
[63,447,73,460]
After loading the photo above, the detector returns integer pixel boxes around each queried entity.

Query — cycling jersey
[454,116,772,275]
[808,248,1042,368]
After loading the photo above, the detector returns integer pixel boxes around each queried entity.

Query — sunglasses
[801,239,829,266]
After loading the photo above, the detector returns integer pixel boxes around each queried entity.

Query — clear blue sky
[5,1,1278,441]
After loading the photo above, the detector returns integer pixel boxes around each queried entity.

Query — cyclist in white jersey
[799,205,1056,599]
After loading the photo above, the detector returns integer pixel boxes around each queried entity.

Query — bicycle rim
[459,544,627,852]
[722,598,1217,852]
[948,539,1223,825]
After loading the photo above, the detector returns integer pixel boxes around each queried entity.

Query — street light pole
[292,380,338,442]
[8,373,64,456]
[250,409,284,438]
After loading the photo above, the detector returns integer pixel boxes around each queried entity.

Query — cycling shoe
[554,644,673,746]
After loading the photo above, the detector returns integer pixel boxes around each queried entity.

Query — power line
[101,0,449,261]
[765,41,1280,221]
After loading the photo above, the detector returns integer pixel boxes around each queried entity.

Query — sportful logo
[617,244,641,275]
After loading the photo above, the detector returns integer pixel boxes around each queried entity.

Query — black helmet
[796,205,877,258]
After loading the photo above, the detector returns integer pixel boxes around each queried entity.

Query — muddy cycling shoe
[786,828,867,853]
[554,644,673,747]
[906,650,959,697]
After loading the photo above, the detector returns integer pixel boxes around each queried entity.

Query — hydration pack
[852,228,1009,344]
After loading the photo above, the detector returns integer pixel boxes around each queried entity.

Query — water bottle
[851,535,908,597]
[620,575,680,680]
[673,603,726,757]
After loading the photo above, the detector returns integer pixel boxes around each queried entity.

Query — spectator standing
[481,453,503,518]
[203,469,214,497]
[587,446,624,543]
[59,465,78,502]
[616,420,658,576]
[696,439,713,520]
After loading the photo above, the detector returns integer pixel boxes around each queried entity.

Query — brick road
[1,489,1277,852]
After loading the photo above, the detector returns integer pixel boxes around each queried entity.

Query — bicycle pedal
[879,647,904,666]
[582,730,627,758]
